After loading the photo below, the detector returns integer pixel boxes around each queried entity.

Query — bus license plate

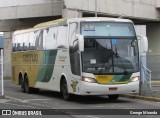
[109,88,117,91]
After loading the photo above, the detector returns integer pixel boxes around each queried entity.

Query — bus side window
[23,43,28,51]
[35,30,45,50]
[45,27,57,49]
[13,36,17,52]
[28,43,35,50]
[17,34,23,51]
[56,26,67,48]
[69,23,78,47]
[38,30,44,50]
[29,43,30,49]
[43,29,47,49]
[29,32,36,50]
[69,23,81,76]
[12,43,17,52]
[22,33,30,51]
[17,43,22,51]
[29,45,36,50]
[35,30,41,50]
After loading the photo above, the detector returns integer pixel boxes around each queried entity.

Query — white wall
[135,25,146,37]
[0,0,63,20]
[64,0,157,20]
[147,23,160,55]
[0,0,158,20]
[0,0,53,7]
[156,0,160,8]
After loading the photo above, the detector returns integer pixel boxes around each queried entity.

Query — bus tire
[24,76,31,93]
[108,95,120,100]
[61,79,72,101]
[19,74,25,92]
[21,78,25,92]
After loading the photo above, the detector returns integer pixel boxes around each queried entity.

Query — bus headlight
[82,77,97,83]
[130,76,139,82]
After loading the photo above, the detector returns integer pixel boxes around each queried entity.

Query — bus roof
[34,18,66,28]
[68,17,133,23]
[13,17,133,35]
[13,18,66,35]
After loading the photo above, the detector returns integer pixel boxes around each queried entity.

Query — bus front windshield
[82,38,139,74]
[81,22,139,74]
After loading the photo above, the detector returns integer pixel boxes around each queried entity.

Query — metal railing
[140,60,152,96]
[146,55,160,80]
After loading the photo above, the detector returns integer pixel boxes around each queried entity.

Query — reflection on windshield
[82,38,139,74]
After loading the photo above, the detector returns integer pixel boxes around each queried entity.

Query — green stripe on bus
[37,50,57,82]
[111,74,132,82]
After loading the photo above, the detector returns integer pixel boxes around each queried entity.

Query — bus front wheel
[108,95,120,100]
[61,79,72,101]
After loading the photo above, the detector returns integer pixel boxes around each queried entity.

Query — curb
[122,94,160,102]
[152,81,160,83]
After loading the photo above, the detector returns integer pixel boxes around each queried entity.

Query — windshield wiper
[115,44,119,57]
[113,42,128,74]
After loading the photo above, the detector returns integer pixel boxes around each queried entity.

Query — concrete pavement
[1,80,160,102]
[122,81,160,102]
[0,80,160,117]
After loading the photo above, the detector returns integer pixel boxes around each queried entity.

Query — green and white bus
[12,17,141,100]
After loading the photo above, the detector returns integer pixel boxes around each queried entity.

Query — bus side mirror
[137,35,148,53]
[76,34,84,52]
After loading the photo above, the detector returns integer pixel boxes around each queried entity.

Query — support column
[62,8,82,18]
[3,32,13,78]
[147,23,160,55]
[146,23,160,80]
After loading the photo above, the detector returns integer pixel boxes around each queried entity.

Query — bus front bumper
[78,81,139,95]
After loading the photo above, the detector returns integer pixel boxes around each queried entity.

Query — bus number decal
[23,54,38,62]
